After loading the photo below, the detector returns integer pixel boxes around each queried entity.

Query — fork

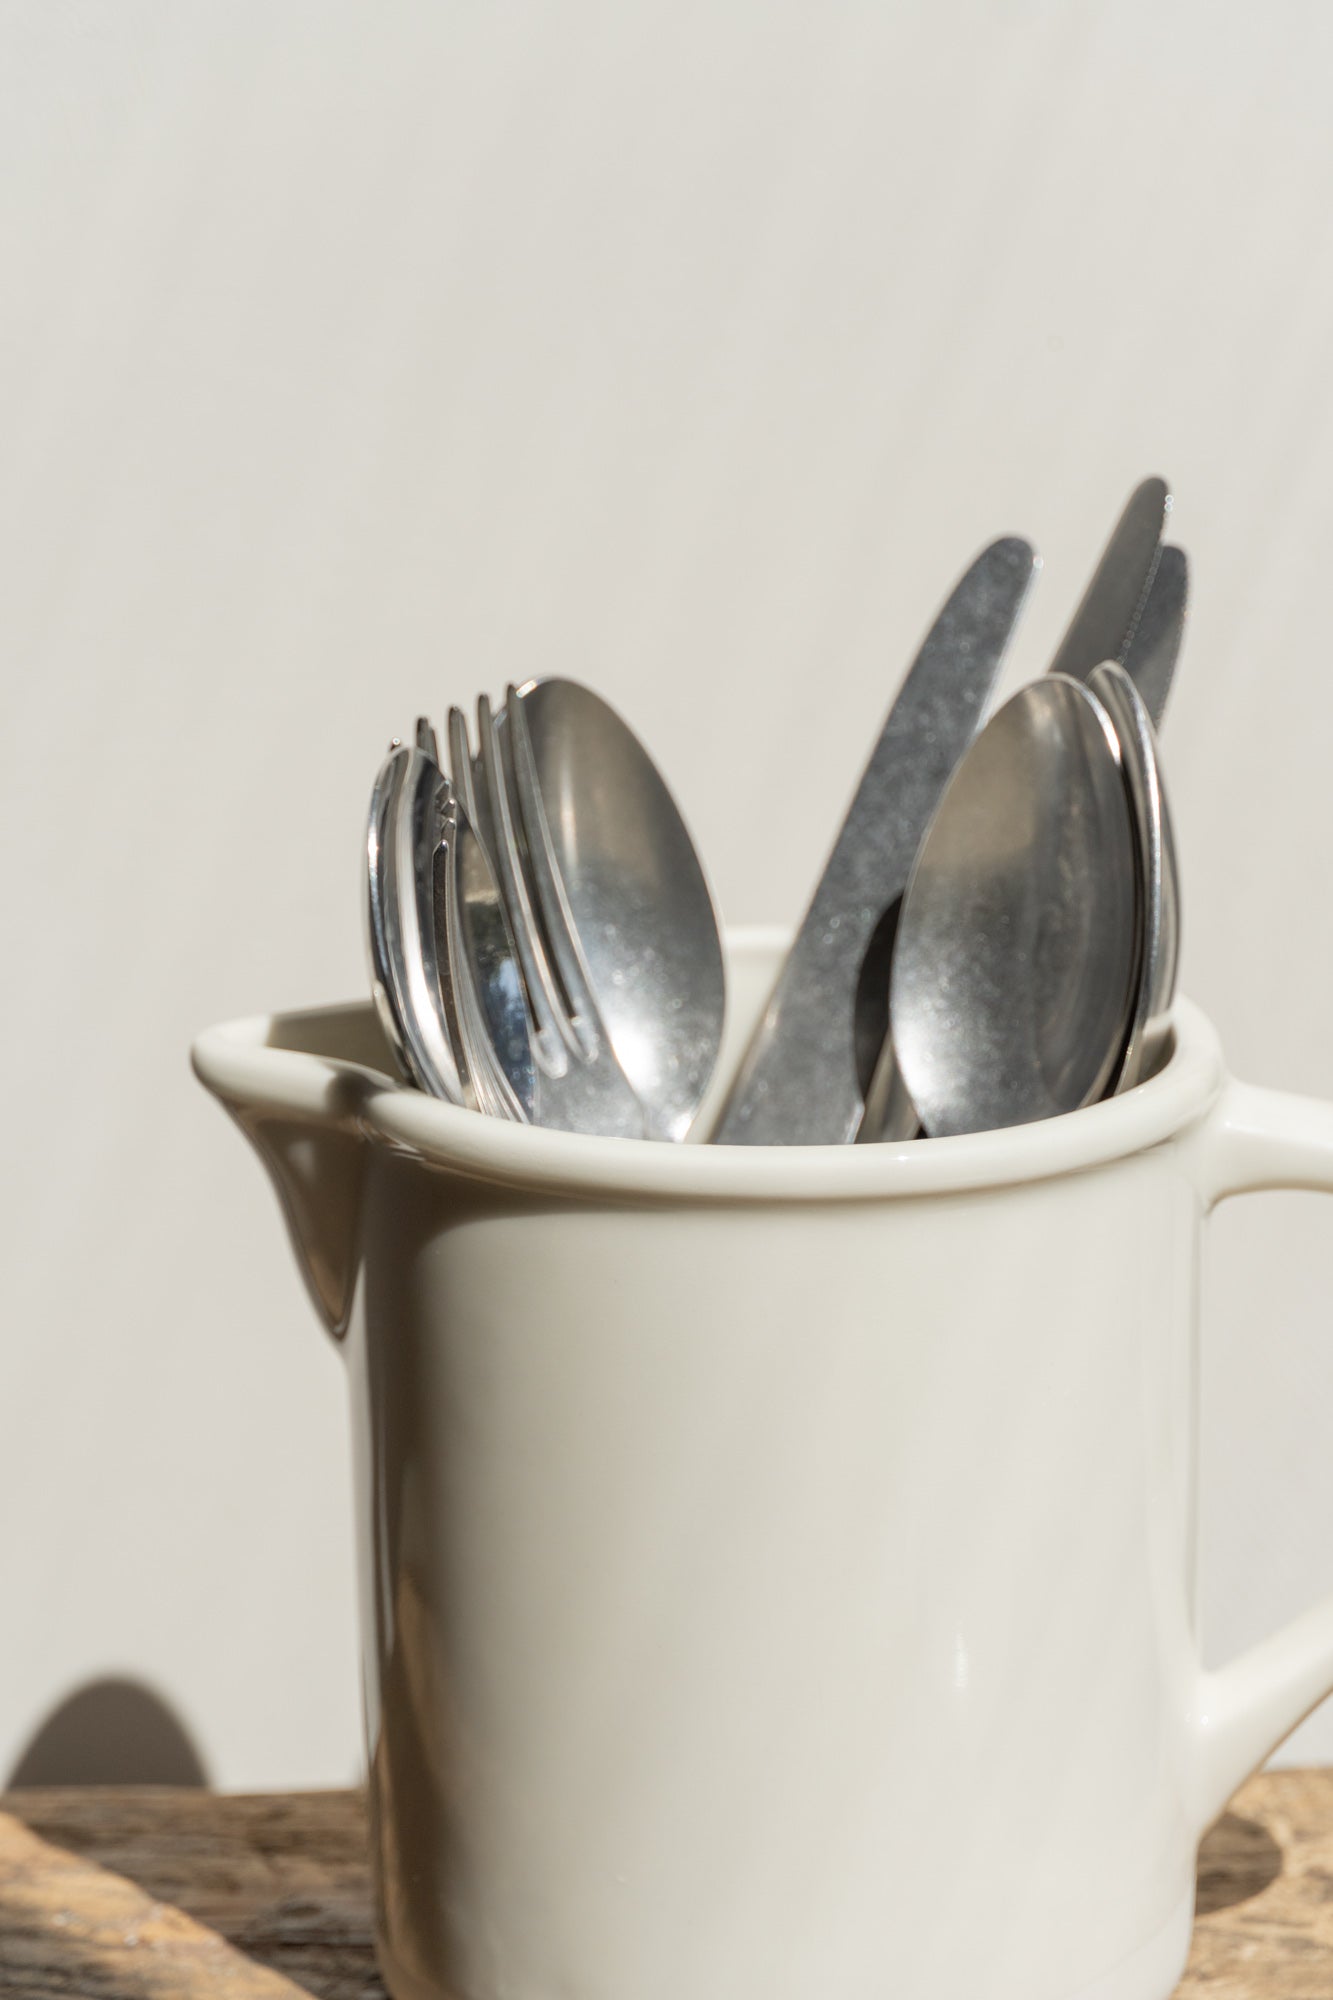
[445,696,646,1140]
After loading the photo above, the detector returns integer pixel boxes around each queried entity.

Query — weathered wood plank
[0,1810,310,1998]
[1181,1769,1333,1997]
[0,1790,384,1999]
[3,1775,1333,1997]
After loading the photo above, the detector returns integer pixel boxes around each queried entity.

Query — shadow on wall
[7,1678,209,1787]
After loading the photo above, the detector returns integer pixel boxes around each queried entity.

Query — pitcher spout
[192,1003,393,1340]
[232,1106,366,1337]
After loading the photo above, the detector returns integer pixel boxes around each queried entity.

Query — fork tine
[415,715,441,762]
[505,683,601,1061]
[446,706,480,823]
[385,747,465,1103]
[475,692,573,1073]
[439,811,528,1121]
[431,805,485,1114]
[452,701,545,1109]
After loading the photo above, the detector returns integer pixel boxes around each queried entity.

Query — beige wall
[4,1,1333,1785]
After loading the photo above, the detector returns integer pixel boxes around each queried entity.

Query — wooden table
[2,1772,1332,1997]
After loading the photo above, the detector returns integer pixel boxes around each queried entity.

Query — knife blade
[1046,476,1170,688]
[712,535,1039,1145]
[1120,543,1187,730]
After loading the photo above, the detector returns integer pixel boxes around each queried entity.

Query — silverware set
[367,477,1186,1145]
[367,680,725,1141]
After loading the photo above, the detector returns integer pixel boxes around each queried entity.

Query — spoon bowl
[890,675,1141,1137]
[512,678,726,1142]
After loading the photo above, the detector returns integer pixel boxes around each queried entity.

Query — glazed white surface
[193,949,1333,2000]
[5,2,1333,1790]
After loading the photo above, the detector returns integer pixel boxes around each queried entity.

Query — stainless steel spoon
[889,675,1140,1137]
[858,495,1186,1142]
[1088,661,1180,1092]
[506,678,725,1143]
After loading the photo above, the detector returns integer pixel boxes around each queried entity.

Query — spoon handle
[712,536,1038,1146]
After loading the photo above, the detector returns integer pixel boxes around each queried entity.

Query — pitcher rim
[192,928,1226,1203]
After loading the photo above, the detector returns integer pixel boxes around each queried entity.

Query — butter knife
[1121,543,1187,730]
[1046,476,1170,688]
[712,535,1039,1145]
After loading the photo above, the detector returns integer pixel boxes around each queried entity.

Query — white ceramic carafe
[194,931,1333,2000]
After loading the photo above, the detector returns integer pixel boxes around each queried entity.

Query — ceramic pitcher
[193,930,1333,2000]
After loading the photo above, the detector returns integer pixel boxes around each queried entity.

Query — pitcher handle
[1181,1078,1333,1829]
